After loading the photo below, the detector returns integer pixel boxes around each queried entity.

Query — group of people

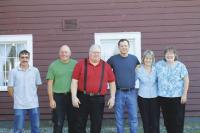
[7,38,189,133]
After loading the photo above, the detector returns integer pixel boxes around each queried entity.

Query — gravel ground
[0,117,200,133]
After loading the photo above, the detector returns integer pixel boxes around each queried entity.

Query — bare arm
[7,87,14,97]
[47,80,56,109]
[181,75,189,104]
[107,81,116,109]
[71,79,81,108]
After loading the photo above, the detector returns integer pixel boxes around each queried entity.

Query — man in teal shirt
[46,45,77,133]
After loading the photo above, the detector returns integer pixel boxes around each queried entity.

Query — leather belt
[78,91,104,96]
[117,88,134,92]
[53,92,70,95]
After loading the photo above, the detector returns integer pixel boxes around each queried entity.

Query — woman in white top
[136,50,159,133]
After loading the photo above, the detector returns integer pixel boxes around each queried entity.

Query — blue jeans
[115,89,138,133]
[14,107,40,133]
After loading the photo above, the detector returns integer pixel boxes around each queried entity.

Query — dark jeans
[138,96,160,133]
[158,96,185,133]
[52,93,75,133]
[73,92,105,133]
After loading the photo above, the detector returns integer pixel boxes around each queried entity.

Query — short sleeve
[107,57,113,68]
[106,63,115,82]
[35,68,42,85]
[72,60,83,80]
[8,70,14,87]
[46,64,55,80]
[136,58,140,65]
[180,63,188,78]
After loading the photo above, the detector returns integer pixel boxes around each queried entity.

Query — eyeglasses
[91,52,101,54]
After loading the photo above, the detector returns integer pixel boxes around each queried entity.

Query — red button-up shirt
[72,59,115,95]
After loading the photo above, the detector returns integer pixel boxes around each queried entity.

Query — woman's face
[144,55,153,66]
[165,50,175,63]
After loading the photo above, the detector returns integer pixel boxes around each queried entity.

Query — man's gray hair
[89,44,101,53]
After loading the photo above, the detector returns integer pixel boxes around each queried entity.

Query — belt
[53,92,70,95]
[117,88,134,92]
[78,91,104,96]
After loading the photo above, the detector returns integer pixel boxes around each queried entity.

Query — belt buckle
[89,93,94,96]
[121,88,132,91]
[120,88,127,91]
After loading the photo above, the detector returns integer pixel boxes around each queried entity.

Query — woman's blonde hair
[141,50,155,65]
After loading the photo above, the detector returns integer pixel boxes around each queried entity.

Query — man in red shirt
[71,44,116,133]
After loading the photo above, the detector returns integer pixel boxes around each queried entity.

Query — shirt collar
[88,59,102,67]
[17,65,32,71]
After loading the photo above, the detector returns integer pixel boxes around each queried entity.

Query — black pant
[52,93,75,133]
[73,92,105,133]
[158,96,185,133]
[138,96,160,133]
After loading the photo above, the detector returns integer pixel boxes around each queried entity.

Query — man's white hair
[89,44,101,53]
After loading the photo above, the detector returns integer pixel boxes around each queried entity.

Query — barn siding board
[1,1,200,12]
[1,1,200,10]
[1,19,200,30]
[1,13,200,26]
[0,0,200,120]
[1,25,200,35]
[1,6,200,19]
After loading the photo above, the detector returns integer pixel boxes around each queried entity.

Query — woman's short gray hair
[141,50,155,64]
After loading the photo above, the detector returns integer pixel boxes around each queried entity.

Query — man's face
[19,54,29,65]
[89,48,101,63]
[59,46,71,62]
[118,41,129,55]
